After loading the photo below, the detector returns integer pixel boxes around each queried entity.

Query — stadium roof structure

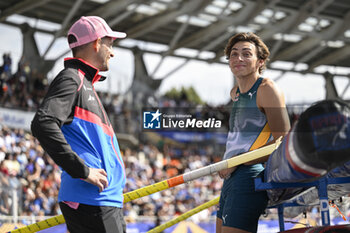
[1,0,350,99]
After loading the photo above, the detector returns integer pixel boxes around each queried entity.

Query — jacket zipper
[93,87,109,126]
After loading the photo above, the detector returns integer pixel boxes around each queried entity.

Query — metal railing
[0,179,22,221]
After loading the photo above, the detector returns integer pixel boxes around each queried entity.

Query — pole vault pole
[9,139,281,233]
[148,197,220,233]
[125,138,281,202]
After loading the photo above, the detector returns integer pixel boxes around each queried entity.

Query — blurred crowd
[0,53,47,111]
[123,143,222,223]
[3,124,350,227]
[0,125,222,225]
[0,126,62,220]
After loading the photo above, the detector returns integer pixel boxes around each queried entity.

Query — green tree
[164,86,204,105]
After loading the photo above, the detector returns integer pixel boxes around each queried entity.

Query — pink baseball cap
[68,16,126,49]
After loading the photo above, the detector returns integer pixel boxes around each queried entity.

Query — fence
[0,174,23,224]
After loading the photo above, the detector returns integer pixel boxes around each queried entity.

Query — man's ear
[93,38,101,52]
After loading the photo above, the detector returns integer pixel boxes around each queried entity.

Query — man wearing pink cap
[31,16,127,233]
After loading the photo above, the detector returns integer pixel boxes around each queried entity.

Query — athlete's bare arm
[245,78,290,164]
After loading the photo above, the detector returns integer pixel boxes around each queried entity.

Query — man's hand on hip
[84,168,108,192]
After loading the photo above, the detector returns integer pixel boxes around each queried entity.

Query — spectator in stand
[0,53,12,78]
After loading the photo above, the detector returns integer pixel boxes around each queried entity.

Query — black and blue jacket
[31,58,125,207]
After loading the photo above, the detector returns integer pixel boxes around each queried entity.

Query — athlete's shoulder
[259,77,276,89]
[258,77,282,95]
[258,77,285,107]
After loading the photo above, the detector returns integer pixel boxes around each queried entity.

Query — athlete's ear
[258,59,264,67]
[257,59,264,70]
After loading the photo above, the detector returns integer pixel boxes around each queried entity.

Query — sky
[0,20,349,107]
